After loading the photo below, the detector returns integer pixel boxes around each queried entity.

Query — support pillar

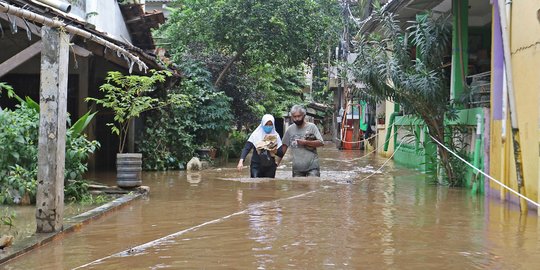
[451,0,469,102]
[36,26,69,233]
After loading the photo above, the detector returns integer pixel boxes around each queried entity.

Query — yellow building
[489,0,540,214]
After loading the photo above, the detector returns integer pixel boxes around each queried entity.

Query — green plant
[0,88,99,204]
[227,130,248,159]
[156,0,341,87]
[0,103,39,182]
[0,82,14,98]
[64,179,89,202]
[137,61,233,170]
[86,70,187,153]
[65,133,100,181]
[138,107,196,170]
[352,10,461,185]
[5,165,37,204]
[79,194,109,205]
[1,208,16,230]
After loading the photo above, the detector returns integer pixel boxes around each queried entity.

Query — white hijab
[247,114,283,147]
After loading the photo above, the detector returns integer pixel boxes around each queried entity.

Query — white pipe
[501,72,507,142]
[501,0,512,141]
[476,114,482,136]
[33,0,71,13]
[497,0,518,129]
[0,2,148,73]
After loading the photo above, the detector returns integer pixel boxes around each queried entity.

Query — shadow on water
[2,144,540,269]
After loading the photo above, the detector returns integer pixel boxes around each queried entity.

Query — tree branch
[214,47,246,87]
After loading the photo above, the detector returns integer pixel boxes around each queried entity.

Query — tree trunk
[214,47,246,87]
[427,120,456,185]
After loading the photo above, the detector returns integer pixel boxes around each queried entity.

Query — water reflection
[2,145,540,269]
[247,203,282,269]
[186,172,202,185]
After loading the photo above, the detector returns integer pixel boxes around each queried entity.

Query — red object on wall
[343,120,361,150]
[343,128,354,150]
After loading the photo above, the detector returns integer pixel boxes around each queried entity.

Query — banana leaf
[70,111,98,136]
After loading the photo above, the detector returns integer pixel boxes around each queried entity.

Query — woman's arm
[237,142,254,171]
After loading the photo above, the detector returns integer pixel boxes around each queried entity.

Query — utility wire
[429,135,540,208]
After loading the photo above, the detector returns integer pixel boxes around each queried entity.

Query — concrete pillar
[36,26,69,233]
[450,0,469,102]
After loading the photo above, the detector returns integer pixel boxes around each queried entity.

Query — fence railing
[465,71,491,108]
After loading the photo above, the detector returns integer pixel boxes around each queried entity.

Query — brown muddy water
[2,145,540,269]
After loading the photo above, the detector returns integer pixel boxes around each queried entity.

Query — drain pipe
[33,0,71,13]
[0,2,148,73]
[496,0,527,212]
[471,114,483,194]
[501,0,511,142]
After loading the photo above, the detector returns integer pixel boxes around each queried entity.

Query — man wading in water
[281,105,324,177]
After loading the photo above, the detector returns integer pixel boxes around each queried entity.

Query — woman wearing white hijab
[237,114,283,178]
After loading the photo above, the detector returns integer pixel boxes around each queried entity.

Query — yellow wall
[376,100,395,157]
[489,1,540,212]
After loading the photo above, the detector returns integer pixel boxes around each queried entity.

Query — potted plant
[87,70,186,188]
[196,144,216,160]
[377,113,385,125]
[207,146,217,159]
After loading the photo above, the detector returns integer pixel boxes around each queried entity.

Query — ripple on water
[3,145,540,269]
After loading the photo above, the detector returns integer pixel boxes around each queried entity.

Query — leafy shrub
[64,179,89,202]
[86,70,185,153]
[0,104,39,180]
[1,208,16,230]
[65,132,100,181]
[227,130,248,159]
[0,94,99,204]
[138,107,196,170]
[138,60,233,170]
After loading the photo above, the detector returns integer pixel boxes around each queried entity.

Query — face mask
[263,126,273,134]
[293,117,305,126]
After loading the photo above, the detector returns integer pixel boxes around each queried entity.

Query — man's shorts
[292,168,320,177]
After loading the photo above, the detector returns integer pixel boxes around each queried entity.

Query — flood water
[2,145,540,269]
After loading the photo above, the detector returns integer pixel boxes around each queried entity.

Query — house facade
[335,0,539,213]
[1,0,166,170]
[487,0,540,213]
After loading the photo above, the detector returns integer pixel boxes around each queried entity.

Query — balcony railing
[465,71,490,108]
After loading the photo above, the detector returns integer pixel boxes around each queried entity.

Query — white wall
[86,0,132,43]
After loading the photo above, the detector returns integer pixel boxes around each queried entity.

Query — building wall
[86,0,132,43]
[489,1,540,211]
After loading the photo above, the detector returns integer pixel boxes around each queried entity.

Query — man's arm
[297,139,324,148]
[297,124,324,148]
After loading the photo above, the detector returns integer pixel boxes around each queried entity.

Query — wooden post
[36,26,69,233]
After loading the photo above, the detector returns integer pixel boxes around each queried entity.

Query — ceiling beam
[0,41,41,78]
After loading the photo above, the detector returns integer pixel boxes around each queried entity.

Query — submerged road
[3,145,539,269]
